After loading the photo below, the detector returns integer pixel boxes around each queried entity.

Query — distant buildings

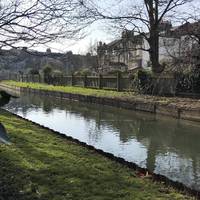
[97,21,200,73]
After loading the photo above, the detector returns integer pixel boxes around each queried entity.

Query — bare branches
[80,0,195,73]
[0,0,197,74]
[0,0,94,48]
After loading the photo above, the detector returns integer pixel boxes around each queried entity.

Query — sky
[32,0,200,55]
[33,22,119,54]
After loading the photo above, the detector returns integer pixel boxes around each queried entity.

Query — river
[3,93,200,190]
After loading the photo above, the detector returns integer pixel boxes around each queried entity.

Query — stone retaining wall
[1,83,200,122]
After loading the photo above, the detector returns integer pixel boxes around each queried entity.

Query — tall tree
[80,0,194,73]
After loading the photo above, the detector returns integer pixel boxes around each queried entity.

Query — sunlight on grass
[3,81,136,99]
[0,109,194,199]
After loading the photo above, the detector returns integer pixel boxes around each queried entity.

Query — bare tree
[79,0,195,74]
[86,39,98,55]
[0,0,197,75]
[164,14,200,72]
[0,0,93,49]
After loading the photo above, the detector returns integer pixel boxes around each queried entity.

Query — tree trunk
[149,29,164,74]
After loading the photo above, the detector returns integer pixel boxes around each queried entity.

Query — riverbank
[2,81,200,122]
[0,109,195,199]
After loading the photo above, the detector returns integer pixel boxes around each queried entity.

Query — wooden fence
[5,73,133,92]
[2,72,200,97]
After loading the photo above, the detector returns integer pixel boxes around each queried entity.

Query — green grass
[2,80,136,99]
[4,81,200,106]
[1,81,186,105]
[0,110,195,199]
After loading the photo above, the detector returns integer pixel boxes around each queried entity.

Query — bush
[74,68,92,76]
[43,66,53,84]
[107,69,128,76]
[131,69,153,94]
[43,66,52,76]
[29,69,39,75]
[176,71,200,93]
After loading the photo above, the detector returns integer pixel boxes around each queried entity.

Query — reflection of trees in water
[136,119,178,172]
[136,118,200,184]
[192,157,200,189]
[42,99,54,113]
[9,94,152,141]
[7,93,200,187]
[0,91,11,107]
[5,94,42,117]
[9,94,200,155]
[22,94,54,114]
[137,119,200,157]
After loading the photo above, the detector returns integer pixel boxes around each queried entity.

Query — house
[97,21,200,73]
[97,31,144,73]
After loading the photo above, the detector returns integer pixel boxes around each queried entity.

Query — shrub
[176,70,200,93]
[29,69,39,75]
[74,68,92,76]
[131,69,153,94]
[43,66,53,84]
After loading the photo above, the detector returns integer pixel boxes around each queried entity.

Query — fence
[2,72,200,97]
[4,73,133,92]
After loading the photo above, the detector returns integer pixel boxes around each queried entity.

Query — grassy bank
[3,81,200,106]
[2,80,136,99]
[0,110,194,199]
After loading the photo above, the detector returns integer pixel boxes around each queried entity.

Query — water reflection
[4,94,200,190]
[0,91,12,107]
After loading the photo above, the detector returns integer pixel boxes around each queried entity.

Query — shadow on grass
[0,110,193,200]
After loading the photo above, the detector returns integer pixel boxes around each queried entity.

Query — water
[4,93,200,190]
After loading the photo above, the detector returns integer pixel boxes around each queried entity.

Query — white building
[97,21,199,73]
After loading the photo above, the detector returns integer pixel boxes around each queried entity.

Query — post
[83,75,87,88]
[40,74,44,83]
[117,72,121,92]
[60,75,63,86]
[98,74,102,89]
[14,73,17,81]
[64,76,67,85]
[71,74,74,86]
[38,74,41,83]
[32,75,34,82]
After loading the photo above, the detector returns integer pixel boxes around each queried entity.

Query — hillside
[0,48,98,74]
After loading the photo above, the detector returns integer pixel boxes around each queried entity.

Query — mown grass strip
[2,80,136,99]
[0,109,195,199]
[1,81,187,105]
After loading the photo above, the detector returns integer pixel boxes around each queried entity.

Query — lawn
[0,109,194,200]
[2,80,136,99]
